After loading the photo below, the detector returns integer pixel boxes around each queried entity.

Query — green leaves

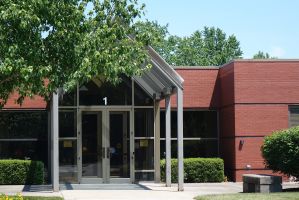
[135,22,243,66]
[261,126,299,178]
[253,51,277,59]
[0,0,150,107]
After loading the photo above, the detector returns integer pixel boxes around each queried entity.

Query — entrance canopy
[50,46,185,191]
[134,47,184,100]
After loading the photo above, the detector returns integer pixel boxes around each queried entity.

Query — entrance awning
[134,47,185,191]
[133,47,184,100]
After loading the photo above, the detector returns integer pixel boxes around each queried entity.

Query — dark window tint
[160,140,218,159]
[59,110,77,137]
[59,91,77,106]
[160,111,218,138]
[134,82,153,106]
[135,139,154,170]
[135,109,154,137]
[0,141,48,167]
[59,140,78,183]
[79,77,132,106]
[0,112,48,139]
[289,106,299,127]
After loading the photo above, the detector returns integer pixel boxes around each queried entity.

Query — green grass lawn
[195,192,299,200]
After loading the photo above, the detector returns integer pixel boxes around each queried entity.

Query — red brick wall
[162,67,219,109]
[234,104,289,136]
[223,60,299,181]
[219,62,235,107]
[3,92,47,109]
[234,61,299,104]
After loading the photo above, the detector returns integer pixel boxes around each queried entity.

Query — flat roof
[172,59,299,70]
[173,66,219,70]
[220,59,299,68]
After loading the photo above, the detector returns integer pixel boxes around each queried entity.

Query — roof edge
[220,59,299,68]
[173,66,219,70]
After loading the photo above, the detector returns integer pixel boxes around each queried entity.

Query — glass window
[184,111,218,138]
[59,140,78,183]
[79,77,132,106]
[289,106,299,127]
[0,111,48,139]
[160,111,177,138]
[160,140,179,159]
[134,82,153,106]
[160,111,218,138]
[135,109,154,137]
[0,141,48,166]
[135,139,154,170]
[135,172,154,181]
[59,90,77,106]
[161,140,218,159]
[59,110,77,138]
[184,140,218,158]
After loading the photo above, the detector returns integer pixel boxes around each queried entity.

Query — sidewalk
[0,182,298,200]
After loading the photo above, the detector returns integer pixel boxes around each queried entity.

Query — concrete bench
[243,174,282,193]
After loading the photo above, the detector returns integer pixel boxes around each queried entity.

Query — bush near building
[262,126,299,179]
[161,158,224,183]
[0,160,44,185]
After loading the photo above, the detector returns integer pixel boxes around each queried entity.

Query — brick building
[1,57,299,190]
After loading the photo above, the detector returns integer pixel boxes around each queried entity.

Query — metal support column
[51,92,59,192]
[154,100,161,183]
[165,96,171,187]
[177,88,184,191]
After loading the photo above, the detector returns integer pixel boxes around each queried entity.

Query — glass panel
[184,111,218,138]
[160,140,179,160]
[59,90,77,106]
[0,111,48,139]
[135,109,154,137]
[160,111,177,138]
[59,140,78,183]
[165,140,218,159]
[135,139,154,170]
[184,140,218,158]
[0,141,48,163]
[59,110,77,137]
[79,77,132,105]
[160,111,218,138]
[82,112,103,177]
[135,172,154,181]
[134,82,153,106]
[290,106,299,127]
[109,112,130,178]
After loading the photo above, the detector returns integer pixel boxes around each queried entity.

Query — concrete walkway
[0,182,298,200]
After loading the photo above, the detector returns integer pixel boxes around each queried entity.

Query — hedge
[0,160,44,185]
[262,126,299,178]
[161,158,224,183]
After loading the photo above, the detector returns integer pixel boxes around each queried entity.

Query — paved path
[0,182,298,200]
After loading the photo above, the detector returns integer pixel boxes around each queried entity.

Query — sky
[138,0,299,59]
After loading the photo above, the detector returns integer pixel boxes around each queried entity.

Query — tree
[171,27,242,66]
[261,126,299,179]
[135,22,243,66]
[0,0,150,107]
[253,51,273,59]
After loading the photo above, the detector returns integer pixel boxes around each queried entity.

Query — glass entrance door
[80,110,131,184]
[108,111,130,183]
[81,111,104,183]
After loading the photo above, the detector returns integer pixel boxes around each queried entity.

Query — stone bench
[243,174,282,193]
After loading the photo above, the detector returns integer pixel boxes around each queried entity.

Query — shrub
[262,126,299,178]
[0,160,44,185]
[161,158,224,183]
